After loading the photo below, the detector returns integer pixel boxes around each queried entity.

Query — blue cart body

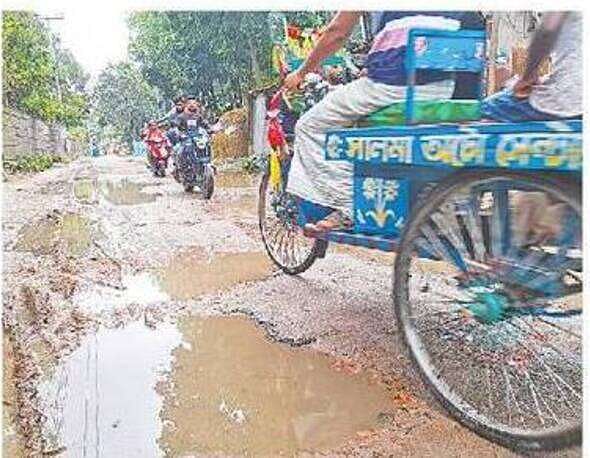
[291,28,582,252]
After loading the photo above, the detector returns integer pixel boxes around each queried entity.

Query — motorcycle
[142,123,169,177]
[176,119,215,198]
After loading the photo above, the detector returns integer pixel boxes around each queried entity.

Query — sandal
[304,210,353,234]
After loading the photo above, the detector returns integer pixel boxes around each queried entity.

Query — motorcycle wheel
[202,166,214,200]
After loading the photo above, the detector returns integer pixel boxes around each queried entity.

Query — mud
[100,179,157,205]
[216,170,256,188]
[15,212,94,257]
[156,249,273,300]
[3,337,25,457]
[3,155,581,457]
[160,316,394,456]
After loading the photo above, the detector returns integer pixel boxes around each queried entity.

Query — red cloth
[287,25,301,39]
[143,127,167,143]
[267,117,285,149]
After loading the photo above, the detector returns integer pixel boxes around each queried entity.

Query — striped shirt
[367,12,482,86]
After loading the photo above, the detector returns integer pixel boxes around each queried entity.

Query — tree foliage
[128,12,274,113]
[90,62,161,147]
[2,11,89,127]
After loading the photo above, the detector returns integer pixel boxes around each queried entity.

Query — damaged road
[2,155,580,457]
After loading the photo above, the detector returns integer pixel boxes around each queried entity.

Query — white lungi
[286,77,455,217]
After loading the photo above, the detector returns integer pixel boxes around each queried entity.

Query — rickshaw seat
[358,99,481,127]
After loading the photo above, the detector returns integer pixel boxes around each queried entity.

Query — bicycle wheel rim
[395,173,582,450]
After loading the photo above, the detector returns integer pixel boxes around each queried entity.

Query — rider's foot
[304,211,353,234]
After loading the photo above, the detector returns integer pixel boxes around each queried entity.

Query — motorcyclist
[173,95,218,190]
[155,96,186,175]
[157,96,186,146]
[177,95,211,133]
[140,120,171,171]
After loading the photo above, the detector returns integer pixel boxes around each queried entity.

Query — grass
[3,153,62,174]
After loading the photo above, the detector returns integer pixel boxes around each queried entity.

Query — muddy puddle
[74,272,169,313]
[157,249,273,300]
[216,170,256,188]
[72,178,97,203]
[100,179,157,205]
[15,213,94,257]
[72,250,272,313]
[39,321,182,457]
[161,316,394,456]
[38,316,394,457]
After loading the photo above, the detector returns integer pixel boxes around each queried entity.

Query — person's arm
[283,12,362,91]
[514,12,569,98]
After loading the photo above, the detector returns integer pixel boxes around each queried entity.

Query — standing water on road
[39,321,182,457]
[16,213,94,257]
[38,316,395,456]
[157,249,273,300]
[160,316,394,456]
[100,179,157,206]
[73,178,98,204]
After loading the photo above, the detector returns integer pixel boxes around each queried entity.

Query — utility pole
[35,14,65,103]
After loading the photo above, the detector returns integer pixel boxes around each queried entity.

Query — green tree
[127,12,274,113]
[91,62,161,147]
[2,11,89,127]
[284,11,334,29]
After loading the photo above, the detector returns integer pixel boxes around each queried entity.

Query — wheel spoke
[259,174,319,273]
[396,175,582,447]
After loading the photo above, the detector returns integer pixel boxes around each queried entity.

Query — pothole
[15,213,95,257]
[156,249,273,300]
[38,321,182,457]
[160,315,395,456]
[100,179,157,205]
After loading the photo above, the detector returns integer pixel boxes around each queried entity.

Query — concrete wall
[2,107,84,161]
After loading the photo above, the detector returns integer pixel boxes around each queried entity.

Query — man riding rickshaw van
[258,11,582,453]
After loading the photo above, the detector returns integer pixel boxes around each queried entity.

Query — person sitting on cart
[482,12,582,248]
[282,11,485,233]
[482,12,582,122]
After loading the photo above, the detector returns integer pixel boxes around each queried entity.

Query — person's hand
[283,69,305,93]
[513,77,537,99]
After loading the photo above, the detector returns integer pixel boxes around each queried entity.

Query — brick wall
[2,107,84,161]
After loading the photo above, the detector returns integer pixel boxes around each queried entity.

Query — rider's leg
[286,77,455,231]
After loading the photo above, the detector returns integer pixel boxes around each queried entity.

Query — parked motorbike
[176,119,215,198]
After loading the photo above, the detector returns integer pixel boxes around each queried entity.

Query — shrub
[3,153,61,174]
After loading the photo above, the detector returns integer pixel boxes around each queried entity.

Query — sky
[38,7,129,81]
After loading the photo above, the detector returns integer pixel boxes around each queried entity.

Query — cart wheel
[393,171,582,451]
[258,169,327,275]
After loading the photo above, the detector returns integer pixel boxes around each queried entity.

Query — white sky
[38,7,129,81]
